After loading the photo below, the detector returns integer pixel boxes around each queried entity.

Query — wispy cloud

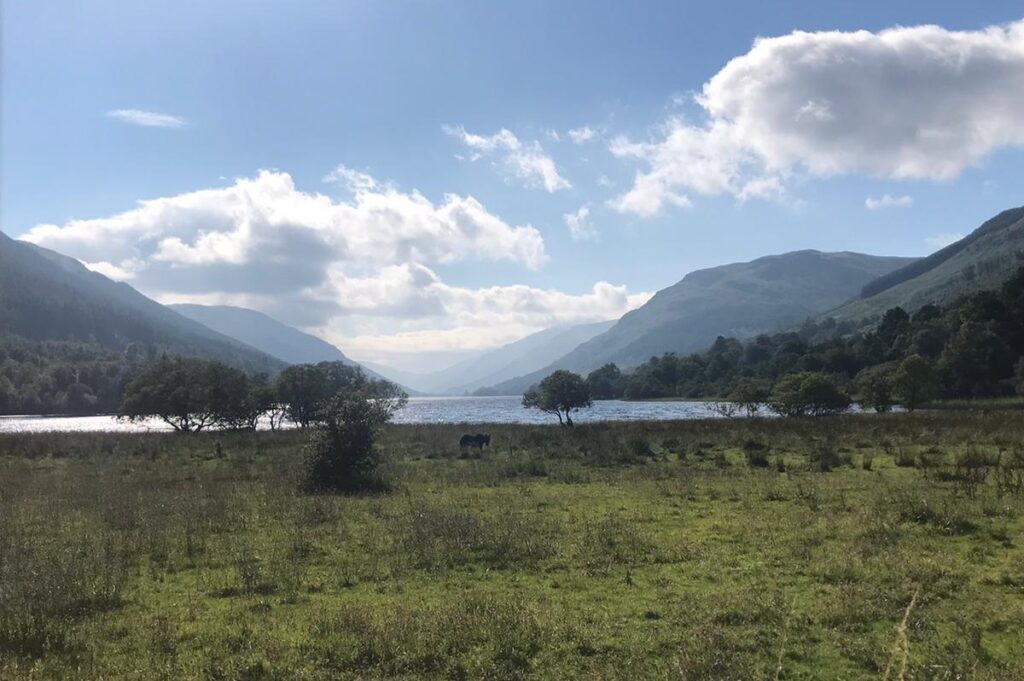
[444,125,571,192]
[107,109,187,128]
[564,205,598,241]
[865,194,913,210]
[568,125,596,144]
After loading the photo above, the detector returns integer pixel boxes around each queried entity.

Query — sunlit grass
[1,413,1023,679]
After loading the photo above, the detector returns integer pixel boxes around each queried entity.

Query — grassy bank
[2,414,1023,679]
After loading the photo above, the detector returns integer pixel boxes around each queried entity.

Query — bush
[304,385,407,493]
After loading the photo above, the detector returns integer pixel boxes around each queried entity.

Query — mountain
[829,207,1024,321]
[479,250,915,395]
[169,304,352,365]
[169,303,406,387]
[0,231,284,375]
[439,321,616,394]
[373,320,615,395]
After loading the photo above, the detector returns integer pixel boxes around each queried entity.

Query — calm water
[0,396,732,433]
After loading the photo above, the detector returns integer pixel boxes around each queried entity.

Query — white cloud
[612,20,1024,215]
[25,169,647,363]
[445,125,572,192]
[563,205,598,241]
[865,194,914,210]
[25,169,546,272]
[323,164,379,192]
[107,109,187,128]
[568,125,596,144]
[925,232,965,250]
[317,278,651,361]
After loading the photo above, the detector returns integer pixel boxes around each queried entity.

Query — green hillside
[480,250,913,395]
[0,232,284,414]
[831,207,1024,322]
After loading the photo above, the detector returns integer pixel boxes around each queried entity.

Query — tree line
[119,358,404,432]
[557,266,1024,416]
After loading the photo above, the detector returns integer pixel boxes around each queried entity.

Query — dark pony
[459,433,491,450]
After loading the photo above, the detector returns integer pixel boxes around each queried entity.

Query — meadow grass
[1,413,1023,679]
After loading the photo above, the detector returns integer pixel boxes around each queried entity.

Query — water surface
[0,396,731,433]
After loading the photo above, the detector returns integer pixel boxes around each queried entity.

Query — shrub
[304,385,407,493]
[953,447,996,497]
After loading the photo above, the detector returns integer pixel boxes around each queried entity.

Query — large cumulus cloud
[612,19,1024,215]
[23,169,648,363]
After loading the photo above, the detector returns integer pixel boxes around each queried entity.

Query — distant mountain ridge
[169,304,352,365]
[377,320,616,395]
[830,206,1024,321]
[0,231,284,375]
[169,303,401,387]
[479,250,915,395]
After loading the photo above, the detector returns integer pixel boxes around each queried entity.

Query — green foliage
[304,383,407,492]
[729,377,769,417]
[768,372,851,417]
[277,361,369,427]
[592,266,1024,407]
[522,370,592,426]
[585,363,625,400]
[856,365,895,413]
[892,354,940,411]
[120,357,254,432]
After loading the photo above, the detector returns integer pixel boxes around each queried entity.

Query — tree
[893,354,939,411]
[62,382,97,414]
[856,367,895,413]
[277,362,369,427]
[586,363,625,400]
[522,370,592,426]
[120,358,224,432]
[275,364,328,428]
[204,361,257,429]
[767,372,851,417]
[304,381,407,492]
[235,373,277,430]
[729,377,769,417]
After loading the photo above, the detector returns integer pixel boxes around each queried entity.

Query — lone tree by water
[522,370,592,426]
[119,357,257,432]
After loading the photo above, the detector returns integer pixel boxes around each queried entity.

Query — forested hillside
[479,250,914,395]
[0,232,284,414]
[832,206,1024,321]
[597,265,1024,403]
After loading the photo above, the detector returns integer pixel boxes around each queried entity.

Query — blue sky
[3,1,1023,370]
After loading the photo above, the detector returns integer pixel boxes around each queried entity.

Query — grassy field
[2,414,1023,680]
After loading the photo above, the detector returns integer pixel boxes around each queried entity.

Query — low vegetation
[2,413,1023,679]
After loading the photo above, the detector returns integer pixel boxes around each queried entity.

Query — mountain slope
[358,321,614,394]
[480,250,915,394]
[0,231,284,375]
[830,207,1024,321]
[399,321,617,394]
[169,304,352,365]
[169,303,399,386]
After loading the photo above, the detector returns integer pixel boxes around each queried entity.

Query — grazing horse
[459,433,491,451]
